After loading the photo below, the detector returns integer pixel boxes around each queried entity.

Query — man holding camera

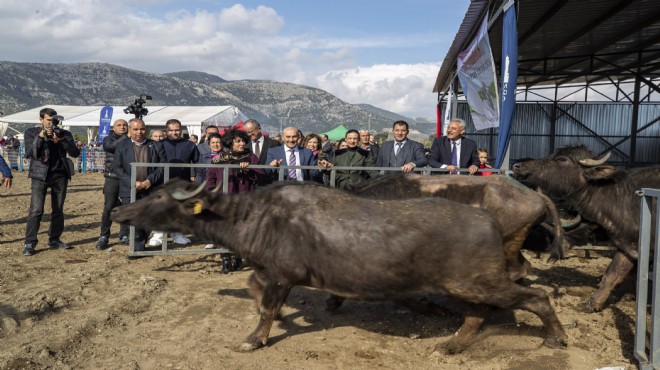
[22,107,80,256]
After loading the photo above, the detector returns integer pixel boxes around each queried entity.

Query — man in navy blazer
[266,127,319,181]
[428,118,479,175]
[113,118,167,252]
[376,120,427,173]
[245,119,281,185]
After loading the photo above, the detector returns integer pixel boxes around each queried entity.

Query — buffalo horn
[560,213,582,229]
[171,181,208,200]
[210,183,222,193]
[578,151,611,166]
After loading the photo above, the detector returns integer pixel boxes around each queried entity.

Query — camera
[123,94,152,119]
[44,115,64,140]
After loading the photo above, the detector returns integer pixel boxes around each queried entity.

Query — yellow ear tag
[193,201,203,215]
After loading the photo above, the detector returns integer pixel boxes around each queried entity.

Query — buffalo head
[511,145,617,199]
[111,179,216,233]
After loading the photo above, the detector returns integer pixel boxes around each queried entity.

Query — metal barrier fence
[635,188,660,370]
[125,163,498,256]
[2,146,107,173]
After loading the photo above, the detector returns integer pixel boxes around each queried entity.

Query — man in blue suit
[266,127,319,182]
[376,120,427,173]
[113,118,167,253]
[428,118,479,175]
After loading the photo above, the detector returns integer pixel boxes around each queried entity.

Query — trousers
[25,174,68,245]
[100,177,129,238]
[121,191,152,251]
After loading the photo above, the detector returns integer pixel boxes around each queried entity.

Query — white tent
[0,105,248,142]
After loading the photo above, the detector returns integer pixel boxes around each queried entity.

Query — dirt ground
[0,173,641,369]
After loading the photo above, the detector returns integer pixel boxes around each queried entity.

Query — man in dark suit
[244,118,280,185]
[376,120,427,173]
[266,127,319,181]
[428,118,479,175]
[113,118,167,253]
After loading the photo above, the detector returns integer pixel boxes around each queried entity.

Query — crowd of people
[0,108,497,268]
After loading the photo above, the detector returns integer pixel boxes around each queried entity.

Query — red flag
[436,103,443,138]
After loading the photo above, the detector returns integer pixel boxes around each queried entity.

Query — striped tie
[288,149,297,180]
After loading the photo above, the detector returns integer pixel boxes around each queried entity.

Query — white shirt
[252,136,264,155]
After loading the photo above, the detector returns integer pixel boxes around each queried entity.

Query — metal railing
[4,146,107,173]
[635,187,660,370]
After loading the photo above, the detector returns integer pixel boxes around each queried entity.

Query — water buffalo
[112,180,567,353]
[512,145,660,311]
[352,173,564,279]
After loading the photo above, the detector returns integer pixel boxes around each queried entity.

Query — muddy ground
[0,173,642,369]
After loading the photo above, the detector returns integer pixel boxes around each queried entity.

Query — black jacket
[24,126,80,181]
[113,138,167,198]
[102,132,129,179]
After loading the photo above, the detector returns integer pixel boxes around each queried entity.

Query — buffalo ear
[183,196,208,215]
[583,165,617,181]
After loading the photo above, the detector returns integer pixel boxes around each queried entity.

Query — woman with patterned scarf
[206,129,264,273]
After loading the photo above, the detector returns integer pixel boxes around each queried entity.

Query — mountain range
[0,61,436,137]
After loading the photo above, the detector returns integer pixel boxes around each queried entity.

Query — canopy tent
[321,124,349,141]
[0,105,248,143]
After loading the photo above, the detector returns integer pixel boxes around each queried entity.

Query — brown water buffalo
[112,180,567,353]
[352,173,564,279]
[512,145,660,311]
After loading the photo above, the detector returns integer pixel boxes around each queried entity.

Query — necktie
[254,141,261,158]
[394,142,403,157]
[288,149,297,180]
[451,142,458,174]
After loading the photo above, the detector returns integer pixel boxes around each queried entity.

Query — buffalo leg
[582,251,635,312]
[504,230,532,281]
[509,285,567,348]
[440,303,486,354]
[247,272,264,314]
[240,280,291,352]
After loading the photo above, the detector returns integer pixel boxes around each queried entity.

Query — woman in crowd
[206,129,264,273]
[303,133,324,183]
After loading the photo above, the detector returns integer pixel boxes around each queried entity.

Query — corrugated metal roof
[434,0,660,93]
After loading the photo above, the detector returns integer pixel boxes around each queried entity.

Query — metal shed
[434,0,660,167]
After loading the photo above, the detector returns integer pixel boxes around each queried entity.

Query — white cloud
[315,63,440,119]
[0,1,442,118]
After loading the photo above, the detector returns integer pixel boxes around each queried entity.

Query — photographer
[22,107,80,256]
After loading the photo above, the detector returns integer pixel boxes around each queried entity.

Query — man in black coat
[113,118,167,253]
[95,119,129,250]
[428,118,479,175]
[22,107,80,256]
[244,119,280,185]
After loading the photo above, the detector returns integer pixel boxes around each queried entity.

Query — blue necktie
[451,142,458,174]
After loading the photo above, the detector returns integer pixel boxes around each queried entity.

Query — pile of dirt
[0,173,639,369]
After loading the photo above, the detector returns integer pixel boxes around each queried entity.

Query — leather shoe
[23,244,35,256]
[49,240,73,250]
[95,236,109,250]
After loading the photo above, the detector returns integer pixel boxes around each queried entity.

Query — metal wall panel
[443,102,660,167]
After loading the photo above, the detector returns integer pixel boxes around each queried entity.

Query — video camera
[44,115,65,140]
[123,94,152,119]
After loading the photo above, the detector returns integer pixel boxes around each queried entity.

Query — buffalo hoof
[543,335,568,349]
[442,338,469,355]
[237,340,263,352]
[576,300,603,313]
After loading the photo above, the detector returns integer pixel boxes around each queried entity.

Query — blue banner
[495,1,518,169]
[98,106,113,143]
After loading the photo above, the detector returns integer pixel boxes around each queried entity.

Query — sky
[0,0,470,119]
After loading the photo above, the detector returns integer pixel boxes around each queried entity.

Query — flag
[98,106,113,143]
[436,104,443,138]
[457,15,500,131]
[495,1,518,169]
